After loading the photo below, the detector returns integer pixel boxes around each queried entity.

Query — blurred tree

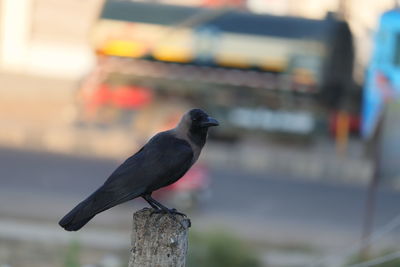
[187,230,262,267]
[63,240,81,267]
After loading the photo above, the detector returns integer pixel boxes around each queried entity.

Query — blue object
[362,9,400,138]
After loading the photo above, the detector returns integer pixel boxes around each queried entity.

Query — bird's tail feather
[59,186,145,231]
[59,196,97,231]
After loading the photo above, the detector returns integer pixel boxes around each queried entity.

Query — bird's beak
[200,116,219,127]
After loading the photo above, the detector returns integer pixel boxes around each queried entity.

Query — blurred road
[0,147,400,250]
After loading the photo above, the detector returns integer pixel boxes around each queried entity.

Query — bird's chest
[191,147,201,165]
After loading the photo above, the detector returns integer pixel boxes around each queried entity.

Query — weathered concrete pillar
[128,208,190,267]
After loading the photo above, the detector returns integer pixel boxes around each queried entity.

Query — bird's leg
[145,194,191,228]
[142,194,160,210]
[146,195,187,217]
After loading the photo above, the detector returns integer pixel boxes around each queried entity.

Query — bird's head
[176,109,219,145]
[184,108,219,130]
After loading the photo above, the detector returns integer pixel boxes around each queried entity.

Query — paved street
[0,147,399,251]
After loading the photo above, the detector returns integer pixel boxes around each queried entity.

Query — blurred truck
[78,0,359,140]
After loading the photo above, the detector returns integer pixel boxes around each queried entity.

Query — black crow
[59,108,218,231]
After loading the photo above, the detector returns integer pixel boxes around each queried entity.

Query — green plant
[347,250,400,267]
[63,240,81,267]
[187,230,262,267]
[374,259,400,267]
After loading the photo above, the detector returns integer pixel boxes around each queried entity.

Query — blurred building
[0,0,397,80]
[0,0,103,78]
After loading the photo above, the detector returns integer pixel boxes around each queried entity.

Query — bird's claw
[149,208,187,217]
[170,208,187,217]
[149,208,163,216]
[185,218,192,228]
[149,208,189,229]
[166,209,190,229]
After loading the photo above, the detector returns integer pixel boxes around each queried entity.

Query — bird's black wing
[59,131,194,230]
[91,131,194,211]
[106,131,194,187]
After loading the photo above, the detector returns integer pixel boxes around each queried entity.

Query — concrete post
[128,208,190,267]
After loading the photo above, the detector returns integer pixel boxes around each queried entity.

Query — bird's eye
[192,117,200,122]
